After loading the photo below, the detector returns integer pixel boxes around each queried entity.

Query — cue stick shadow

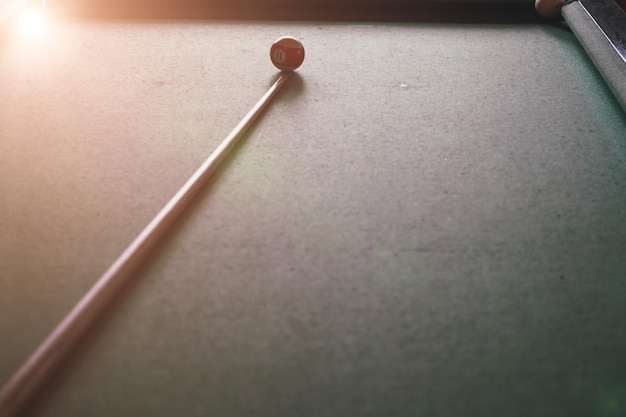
[10,71,306,417]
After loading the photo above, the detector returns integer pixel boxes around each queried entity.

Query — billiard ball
[535,0,564,19]
[270,36,305,71]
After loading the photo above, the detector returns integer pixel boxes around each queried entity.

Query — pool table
[1,0,625,416]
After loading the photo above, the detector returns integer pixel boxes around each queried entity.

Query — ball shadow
[268,71,306,104]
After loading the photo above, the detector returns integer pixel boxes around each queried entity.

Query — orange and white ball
[270,36,305,71]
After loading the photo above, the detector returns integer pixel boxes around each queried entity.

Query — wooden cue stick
[0,72,291,417]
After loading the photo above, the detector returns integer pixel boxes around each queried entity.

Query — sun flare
[17,7,47,36]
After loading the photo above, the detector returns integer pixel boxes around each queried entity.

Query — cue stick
[0,72,291,417]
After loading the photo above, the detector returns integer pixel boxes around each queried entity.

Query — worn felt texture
[1,17,626,417]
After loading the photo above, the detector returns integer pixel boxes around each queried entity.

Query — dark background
[49,0,538,21]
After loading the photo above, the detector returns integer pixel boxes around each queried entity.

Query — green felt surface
[1,17,626,417]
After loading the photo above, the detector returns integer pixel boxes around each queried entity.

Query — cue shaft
[0,73,290,417]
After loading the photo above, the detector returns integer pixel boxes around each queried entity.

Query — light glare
[17,8,46,36]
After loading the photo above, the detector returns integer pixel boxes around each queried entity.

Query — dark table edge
[2,0,541,23]
[578,0,626,63]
